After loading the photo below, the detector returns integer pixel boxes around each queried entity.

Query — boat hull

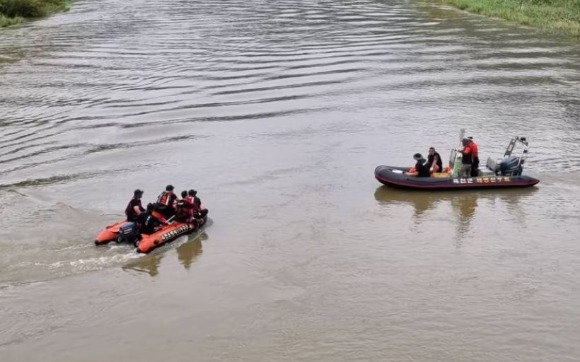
[375,165,539,190]
[95,220,126,244]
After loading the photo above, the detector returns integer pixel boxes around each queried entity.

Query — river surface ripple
[1,0,580,361]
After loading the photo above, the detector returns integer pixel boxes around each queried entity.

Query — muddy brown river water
[1,0,580,360]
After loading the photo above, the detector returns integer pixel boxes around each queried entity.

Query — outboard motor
[486,136,530,176]
[499,156,524,176]
[117,222,140,246]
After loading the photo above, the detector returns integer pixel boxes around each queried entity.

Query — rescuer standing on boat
[460,138,473,177]
[468,137,479,177]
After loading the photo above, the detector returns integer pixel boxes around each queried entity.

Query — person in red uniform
[188,189,209,219]
[155,185,177,219]
[468,137,479,177]
[460,138,473,177]
[174,190,187,210]
[125,189,145,222]
[174,190,194,223]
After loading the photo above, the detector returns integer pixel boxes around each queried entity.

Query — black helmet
[188,189,197,196]
[166,185,174,191]
[134,189,144,196]
[181,190,187,198]
[413,153,423,161]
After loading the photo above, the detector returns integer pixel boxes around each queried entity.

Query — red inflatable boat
[95,216,208,253]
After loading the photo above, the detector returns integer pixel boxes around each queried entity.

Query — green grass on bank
[428,0,580,37]
[1,0,71,27]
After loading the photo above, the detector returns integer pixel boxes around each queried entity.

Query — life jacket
[157,191,174,207]
[185,196,201,213]
[174,199,192,222]
[471,141,479,159]
[461,146,473,164]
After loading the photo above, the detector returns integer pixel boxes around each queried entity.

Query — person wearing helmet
[125,189,145,222]
[155,184,177,219]
[405,153,430,177]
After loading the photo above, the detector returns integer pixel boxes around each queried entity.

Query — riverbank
[0,0,71,27]
[426,0,580,37]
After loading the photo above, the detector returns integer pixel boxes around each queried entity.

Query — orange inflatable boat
[95,216,207,253]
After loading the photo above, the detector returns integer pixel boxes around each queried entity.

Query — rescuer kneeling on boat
[405,153,430,177]
[125,189,145,222]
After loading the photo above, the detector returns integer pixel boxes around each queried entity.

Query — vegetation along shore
[1,0,71,27]
[427,0,580,37]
